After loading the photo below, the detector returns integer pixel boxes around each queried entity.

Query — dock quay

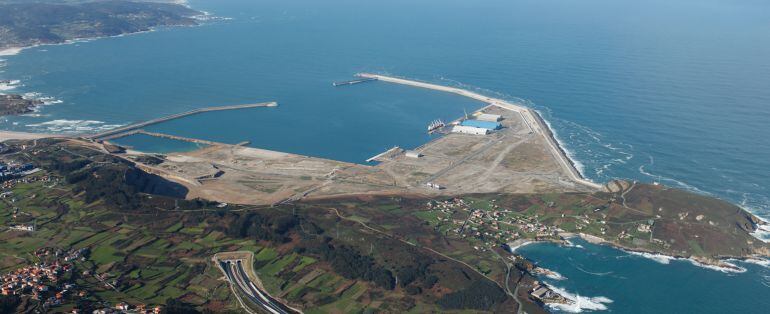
[136,130,247,147]
[366,146,402,162]
[356,73,604,191]
[332,77,377,87]
[100,129,247,148]
[86,102,277,140]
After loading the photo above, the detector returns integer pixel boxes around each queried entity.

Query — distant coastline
[0,0,212,56]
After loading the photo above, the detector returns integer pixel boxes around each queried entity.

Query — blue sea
[1,0,769,311]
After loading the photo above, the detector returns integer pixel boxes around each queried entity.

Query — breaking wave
[626,251,674,265]
[625,251,746,273]
[0,79,21,91]
[750,224,770,243]
[544,269,567,281]
[26,119,123,133]
[728,258,770,269]
[544,283,613,313]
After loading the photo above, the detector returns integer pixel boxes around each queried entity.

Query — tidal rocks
[0,94,42,116]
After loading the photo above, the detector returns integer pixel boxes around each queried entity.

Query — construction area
[82,75,606,205]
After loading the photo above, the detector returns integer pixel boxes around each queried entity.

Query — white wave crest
[625,251,746,273]
[0,79,21,91]
[751,225,770,243]
[728,258,770,269]
[536,111,587,176]
[544,269,567,281]
[544,283,613,313]
[563,238,585,249]
[26,119,123,133]
[738,194,770,243]
[626,251,674,264]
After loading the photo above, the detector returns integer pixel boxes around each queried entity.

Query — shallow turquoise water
[1,0,769,311]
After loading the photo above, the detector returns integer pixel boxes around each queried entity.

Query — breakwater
[87,102,277,140]
[357,73,603,191]
[332,77,377,87]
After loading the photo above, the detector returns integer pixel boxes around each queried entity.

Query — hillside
[0,0,202,50]
[0,138,765,312]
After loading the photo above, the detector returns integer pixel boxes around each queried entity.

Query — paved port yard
[128,104,594,205]
[364,105,585,195]
[92,75,603,205]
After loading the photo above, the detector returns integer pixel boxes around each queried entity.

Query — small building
[476,113,502,122]
[451,125,489,135]
[405,150,422,158]
[461,119,502,130]
[9,224,35,232]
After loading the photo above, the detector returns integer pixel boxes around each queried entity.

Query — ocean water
[516,239,770,313]
[1,0,769,311]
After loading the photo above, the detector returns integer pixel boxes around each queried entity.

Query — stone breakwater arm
[86,102,277,140]
[356,73,603,191]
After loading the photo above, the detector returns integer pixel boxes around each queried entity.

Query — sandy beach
[0,47,23,56]
[0,130,61,142]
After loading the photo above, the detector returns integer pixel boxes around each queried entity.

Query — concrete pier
[366,146,402,162]
[136,130,242,147]
[357,73,603,190]
[87,101,277,140]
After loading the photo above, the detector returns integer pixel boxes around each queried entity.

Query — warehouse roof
[476,113,502,122]
[461,120,502,130]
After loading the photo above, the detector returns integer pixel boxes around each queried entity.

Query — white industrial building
[452,125,490,135]
[476,113,502,122]
[405,150,422,158]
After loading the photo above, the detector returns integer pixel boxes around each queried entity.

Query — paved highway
[219,259,295,314]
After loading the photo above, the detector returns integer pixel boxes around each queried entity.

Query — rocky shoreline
[567,232,762,271]
[0,93,43,116]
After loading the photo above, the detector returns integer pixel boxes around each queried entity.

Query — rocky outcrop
[0,94,42,116]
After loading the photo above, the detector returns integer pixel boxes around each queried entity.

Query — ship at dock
[427,119,445,133]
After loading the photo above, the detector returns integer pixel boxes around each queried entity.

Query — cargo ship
[427,119,445,133]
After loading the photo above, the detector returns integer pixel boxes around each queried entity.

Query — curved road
[218,259,296,314]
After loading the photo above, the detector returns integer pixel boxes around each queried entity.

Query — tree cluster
[302,241,395,290]
[225,212,299,243]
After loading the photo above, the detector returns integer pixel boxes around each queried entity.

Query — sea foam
[0,79,21,91]
[544,283,613,313]
[625,251,746,273]
[26,119,123,133]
